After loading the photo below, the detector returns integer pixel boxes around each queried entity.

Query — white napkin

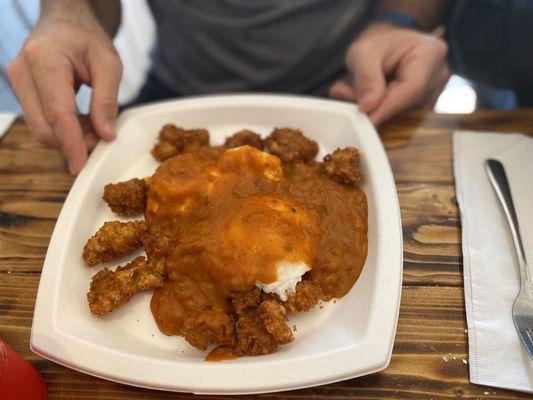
[0,113,17,139]
[453,131,533,393]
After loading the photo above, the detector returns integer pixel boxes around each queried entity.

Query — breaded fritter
[103,178,147,216]
[231,287,261,316]
[141,229,170,275]
[151,124,209,161]
[258,300,293,344]
[224,130,263,150]
[82,220,146,267]
[285,280,321,315]
[322,147,363,185]
[87,256,163,316]
[264,128,318,163]
[235,313,278,356]
[151,141,178,161]
[182,308,237,350]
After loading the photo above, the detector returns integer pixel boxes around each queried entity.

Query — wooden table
[1,110,533,399]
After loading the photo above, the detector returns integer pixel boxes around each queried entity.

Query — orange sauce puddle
[205,346,239,362]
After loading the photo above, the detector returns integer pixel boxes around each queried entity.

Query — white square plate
[31,94,402,394]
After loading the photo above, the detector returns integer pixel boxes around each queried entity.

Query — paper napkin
[454,131,533,393]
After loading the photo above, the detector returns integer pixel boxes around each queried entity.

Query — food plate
[31,94,403,394]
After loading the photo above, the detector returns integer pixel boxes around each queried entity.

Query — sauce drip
[205,346,239,362]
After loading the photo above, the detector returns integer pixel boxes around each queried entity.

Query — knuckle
[110,53,123,76]
[6,58,21,81]
[346,41,366,62]
[32,129,55,147]
[96,94,117,106]
[436,40,449,58]
[23,39,44,64]
[43,105,68,126]
[100,47,123,73]
[92,96,118,115]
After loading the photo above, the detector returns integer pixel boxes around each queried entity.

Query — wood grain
[0,273,524,400]
[1,111,533,399]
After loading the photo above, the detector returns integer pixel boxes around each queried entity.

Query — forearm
[40,0,121,37]
[375,0,452,31]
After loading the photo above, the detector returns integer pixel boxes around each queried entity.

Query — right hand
[7,4,123,175]
[329,22,450,126]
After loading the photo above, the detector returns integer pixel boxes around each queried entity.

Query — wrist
[373,0,451,32]
[38,0,108,37]
[372,10,420,30]
[41,0,92,17]
[357,19,410,41]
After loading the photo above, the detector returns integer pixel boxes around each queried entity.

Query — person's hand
[329,22,450,126]
[7,3,122,175]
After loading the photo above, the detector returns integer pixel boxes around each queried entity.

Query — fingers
[27,51,88,175]
[7,57,60,148]
[328,80,357,103]
[369,80,419,126]
[369,40,449,126]
[83,130,100,151]
[424,66,451,109]
[347,46,387,114]
[89,48,122,141]
[8,53,100,169]
[79,114,100,151]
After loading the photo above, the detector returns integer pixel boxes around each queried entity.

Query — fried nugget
[103,178,147,216]
[258,300,293,344]
[82,220,146,266]
[322,147,363,185]
[224,130,263,150]
[182,308,237,350]
[235,313,277,356]
[231,287,261,316]
[151,141,178,161]
[87,256,163,316]
[285,280,321,315]
[151,125,210,161]
[264,128,318,163]
[141,229,170,275]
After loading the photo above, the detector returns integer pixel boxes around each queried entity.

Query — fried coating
[103,178,147,216]
[151,124,209,161]
[231,287,261,316]
[258,300,294,344]
[151,141,178,161]
[285,280,321,315]
[141,229,170,275]
[235,313,277,356]
[264,128,318,163]
[322,147,363,185]
[224,130,263,150]
[87,256,163,316]
[182,308,237,350]
[82,220,146,267]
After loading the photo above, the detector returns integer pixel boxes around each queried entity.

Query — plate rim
[31,93,403,394]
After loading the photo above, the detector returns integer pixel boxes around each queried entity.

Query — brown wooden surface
[1,110,533,399]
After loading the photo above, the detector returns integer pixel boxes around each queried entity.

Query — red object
[0,340,47,400]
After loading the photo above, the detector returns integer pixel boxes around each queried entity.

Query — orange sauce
[205,346,239,362]
[146,146,367,341]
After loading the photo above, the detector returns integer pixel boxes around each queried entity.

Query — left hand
[329,22,451,126]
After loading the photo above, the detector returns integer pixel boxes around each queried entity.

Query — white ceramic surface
[31,94,403,394]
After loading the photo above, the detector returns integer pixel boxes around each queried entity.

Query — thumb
[347,48,386,114]
[89,49,122,141]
